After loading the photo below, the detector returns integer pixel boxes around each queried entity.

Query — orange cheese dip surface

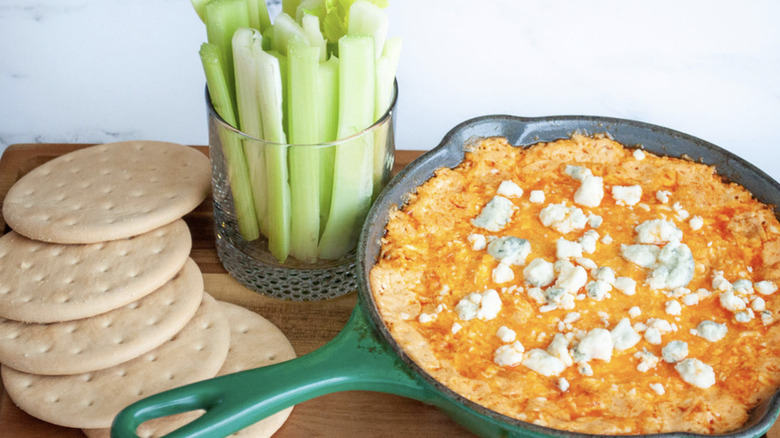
[369,134,780,435]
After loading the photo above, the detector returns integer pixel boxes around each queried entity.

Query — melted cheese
[370,134,780,434]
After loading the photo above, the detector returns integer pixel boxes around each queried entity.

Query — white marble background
[1,0,779,181]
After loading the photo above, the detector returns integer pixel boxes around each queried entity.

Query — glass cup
[207,83,397,300]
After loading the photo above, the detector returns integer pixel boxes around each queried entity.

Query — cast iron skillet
[112,115,780,438]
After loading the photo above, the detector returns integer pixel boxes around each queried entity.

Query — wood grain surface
[0,143,777,438]
[0,144,474,438]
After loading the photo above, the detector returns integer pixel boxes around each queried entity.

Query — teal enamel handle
[110,304,432,438]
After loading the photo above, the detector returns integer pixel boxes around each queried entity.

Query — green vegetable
[205,0,250,108]
[287,38,321,263]
[199,42,260,240]
[232,28,269,235]
[196,0,400,263]
[317,35,375,259]
[255,48,291,262]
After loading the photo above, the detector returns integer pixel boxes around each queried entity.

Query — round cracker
[2,141,211,244]
[0,219,192,323]
[82,301,297,438]
[0,258,204,375]
[1,293,229,429]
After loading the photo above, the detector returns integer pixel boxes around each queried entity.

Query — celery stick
[296,0,325,23]
[271,13,308,55]
[255,48,292,262]
[302,13,328,62]
[190,0,208,23]
[232,28,270,236]
[200,43,260,241]
[205,0,250,113]
[347,0,388,58]
[283,0,302,17]
[287,39,321,263]
[318,35,375,260]
[245,0,272,32]
[317,56,339,235]
[372,35,401,197]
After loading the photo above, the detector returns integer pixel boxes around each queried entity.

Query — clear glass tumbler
[207,83,397,300]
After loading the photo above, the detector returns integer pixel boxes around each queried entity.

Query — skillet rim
[357,114,780,438]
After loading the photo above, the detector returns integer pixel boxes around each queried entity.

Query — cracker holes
[77,180,92,190]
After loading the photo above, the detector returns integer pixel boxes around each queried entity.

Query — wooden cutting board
[0,143,474,438]
[0,144,778,438]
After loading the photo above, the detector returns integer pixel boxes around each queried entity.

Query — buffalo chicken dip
[369,134,780,434]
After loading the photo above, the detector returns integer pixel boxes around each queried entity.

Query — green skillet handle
[111,304,431,438]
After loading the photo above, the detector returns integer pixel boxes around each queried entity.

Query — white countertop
[2,0,779,181]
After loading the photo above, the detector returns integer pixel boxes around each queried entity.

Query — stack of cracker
[0,141,296,437]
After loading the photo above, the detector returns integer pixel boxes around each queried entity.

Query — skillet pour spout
[112,115,780,438]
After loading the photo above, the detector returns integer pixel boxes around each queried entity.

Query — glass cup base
[213,204,358,301]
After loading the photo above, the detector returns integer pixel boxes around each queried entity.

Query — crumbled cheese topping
[756,280,778,295]
[523,258,555,287]
[572,328,613,363]
[612,185,642,206]
[497,326,517,343]
[556,238,583,259]
[494,341,525,367]
[574,174,604,208]
[497,180,524,198]
[467,233,487,251]
[689,215,704,231]
[611,318,641,351]
[693,320,727,342]
[487,236,531,266]
[613,277,636,296]
[528,190,545,203]
[539,203,588,234]
[633,149,646,160]
[634,349,659,372]
[662,340,688,363]
[455,289,502,321]
[523,349,567,376]
[656,190,671,204]
[472,195,515,232]
[492,262,515,284]
[675,358,716,388]
[579,230,599,254]
[635,219,683,245]
[547,333,574,367]
[649,383,665,395]
[564,165,592,181]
